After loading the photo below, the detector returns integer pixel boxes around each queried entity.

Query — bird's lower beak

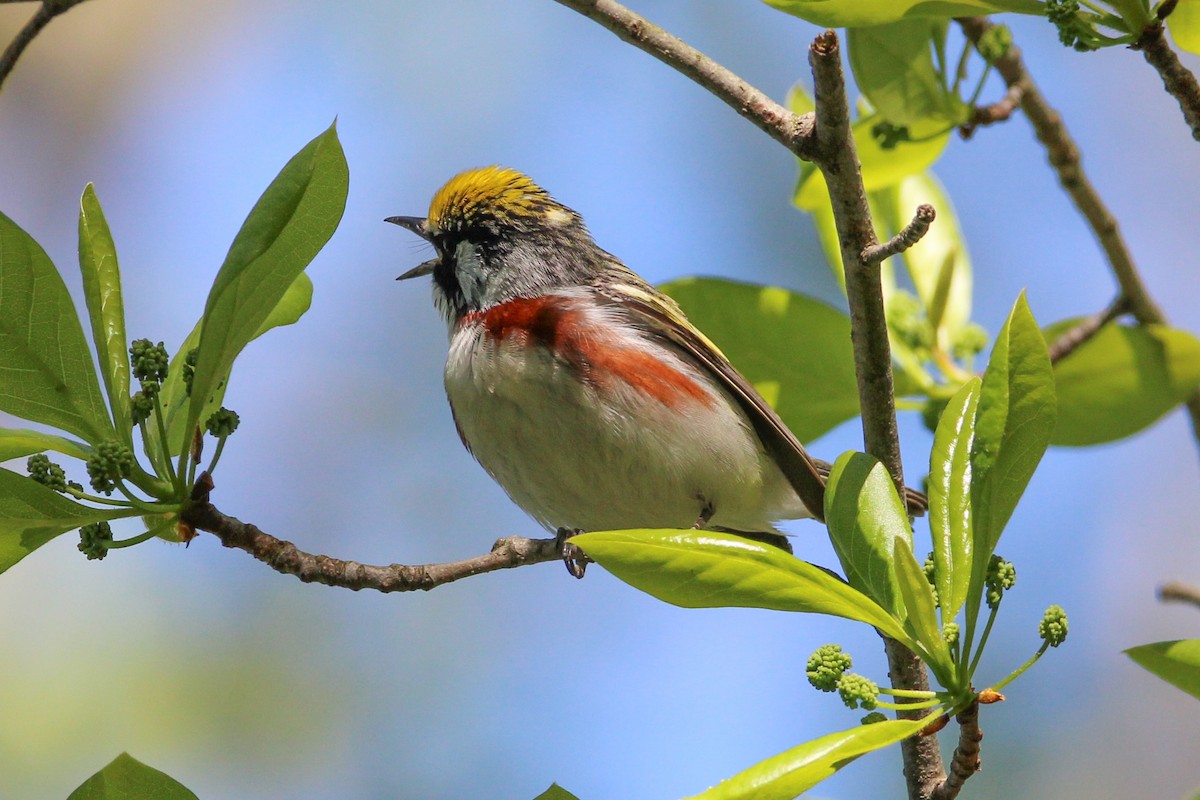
[386,215,437,280]
[396,258,438,281]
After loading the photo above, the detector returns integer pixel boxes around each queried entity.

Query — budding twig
[862,204,937,266]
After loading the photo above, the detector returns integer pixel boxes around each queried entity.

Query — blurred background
[0,1,1198,798]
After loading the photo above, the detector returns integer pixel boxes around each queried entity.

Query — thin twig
[1132,15,1200,143]
[959,16,1200,455]
[551,0,815,160]
[1159,581,1200,610]
[959,84,1023,139]
[0,0,89,93]
[1047,295,1131,365]
[181,473,566,591]
[862,204,937,266]
[931,700,982,800]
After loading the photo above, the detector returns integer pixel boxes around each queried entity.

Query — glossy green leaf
[660,278,861,443]
[0,467,135,574]
[67,752,198,800]
[78,184,131,445]
[0,428,91,462]
[794,113,949,211]
[967,294,1055,627]
[1169,0,1200,55]
[683,716,931,800]
[1046,321,1200,446]
[572,530,917,647]
[0,211,113,444]
[1126,640,1200,701]
[761,0,1041,27]
[848,20,964,131]
[824,451,910,618]
[185,122,347,443]
[889,173,973,342]
[928,377,980,622]
[532,785,581,800]
[893,534,953,679]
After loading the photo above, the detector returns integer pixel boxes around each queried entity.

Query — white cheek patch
[454,240,488,307]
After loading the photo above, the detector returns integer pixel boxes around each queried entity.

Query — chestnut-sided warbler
[388,167,925,576]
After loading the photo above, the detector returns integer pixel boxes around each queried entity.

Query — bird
[387,166,925,576]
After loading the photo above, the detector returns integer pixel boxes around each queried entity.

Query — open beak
[386,215,438,280]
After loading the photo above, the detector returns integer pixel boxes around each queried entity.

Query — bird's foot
[692,499,715,530]
[555,527,590,579]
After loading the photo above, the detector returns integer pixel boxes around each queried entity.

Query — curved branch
[932,700,983,800]
[1047,294,1131,365]
[181,474,566,591]
[862,204,937,266]
[0,0,89,94]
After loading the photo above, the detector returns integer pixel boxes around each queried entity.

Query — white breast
[442,299,809,533]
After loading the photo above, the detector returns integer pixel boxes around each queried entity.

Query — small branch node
[862,204,936,266]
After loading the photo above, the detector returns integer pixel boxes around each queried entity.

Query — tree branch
[0,0,89,94]
[181,474,566,591]
[1159,581,1200,610]
[807,32,946,800]
[931,700,982,800]
[1047,294,1131,365]
[959,16,1200,456]
[960,84,1023,139]
[187,504,566,590]
[1133,12,1200,143]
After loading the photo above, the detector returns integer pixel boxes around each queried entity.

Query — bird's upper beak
[386,215,437,280]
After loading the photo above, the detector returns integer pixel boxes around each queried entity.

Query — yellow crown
[427,166,569,230]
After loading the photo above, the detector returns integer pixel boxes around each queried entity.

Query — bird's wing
[602,280,829,523]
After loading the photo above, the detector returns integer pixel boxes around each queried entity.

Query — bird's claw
[555,527,590,579]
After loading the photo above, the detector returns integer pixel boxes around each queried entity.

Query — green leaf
[967,294,1055,627]
[0,428,91,462]
[889,173,973,343]
[67,752,198,800]
[532,785,581,800]
[928,377,980,622]
[1168,0,1200,55]
[660,278,862,442]
[1046,321,1200,446]
[78,184,131,445]
[794,113,949,211]
[893,534,953,680]
[0,467,135,574]
[572,529,917,648]
[0,210,114,444]
[848,20,965,131]
[823,451,910,618]
[761,0,1041,27]
[185,122,347,444]
[683,716,932,800]
[1126,640,1200,701]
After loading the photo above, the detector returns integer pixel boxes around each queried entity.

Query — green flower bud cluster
[78,521,113,560]
[1039,605,1068,647]
[985,555,1017,609]
[182,348,199,396]
[889,290,933,357]
[975,23,1013,63]
[951,323,989,361]
[837,673,879,711]
[1046,0,1099,51]
[860,711,888,726]
[129,338,171,426]
[27,454,67,492]
[86,441,134,495]
[922,552,940,608]
[205,408,240,438]
[942,621,960,646]
[807,644,853,692]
